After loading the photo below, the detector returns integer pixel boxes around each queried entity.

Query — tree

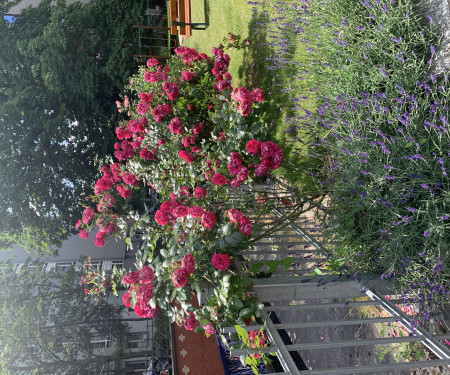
[0,259,133,375]
[0,0,148,254]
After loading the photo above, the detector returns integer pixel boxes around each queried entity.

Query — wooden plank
[177,0,187,37]
[132,24,170,31]
[183,0,191,37]
[133,54,170,60]
[168,0,178,35]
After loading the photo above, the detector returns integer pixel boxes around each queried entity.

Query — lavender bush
[248,0,449,326]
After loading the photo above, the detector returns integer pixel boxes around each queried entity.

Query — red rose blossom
[137,284,153,304]
[178,150,196,164]
[211,173,228,186]
[188,206,204,218]
[246,140,262,155]
[227,208,243,223]
[79,229,89,239]
[239,216,253,237]
[211,253,231,271]
[201,211,216,229]
[123,271,140,285]
[185,312,198,331]
[140,265,154,284]
[172,268,189,288]
[182,254,195,275]
[194,187,207,199]
[122,292,132,308]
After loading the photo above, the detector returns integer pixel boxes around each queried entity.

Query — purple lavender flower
[442,215,449,220]
[424,231,430,237]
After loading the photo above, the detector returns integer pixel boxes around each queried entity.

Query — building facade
[0,233,170,375]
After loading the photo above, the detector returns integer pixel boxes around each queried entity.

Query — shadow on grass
[237,13,289,128]
[238,12,327,193]
[203,0,210,24]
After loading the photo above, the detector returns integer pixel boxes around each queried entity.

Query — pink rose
[137,284,153,304]
[193,122,204,134]
[201,211,216,229]
[82,207,95,224]
[252,88,265,102]
[188,205,204,218]
[79,229,89,239]
[172,205,189,218]
[202,323,217,335]
[232,87,252,103]
[155,209,170,226]
[254,157,272,176]
[178,150,196,164]
[211,253,231,271]
[134,302,160,318]
[246,140,262,155]
[185,312,198,331]
[227,208,243,223]
[239,101,252,116]
[228,152,242,175]
[168,117,183,134]
[182,254,195,275]
[117,184,131,198]
[211,173,228,186]
[271,150,284,169]
[94,231,106,247]
[122,292,132,308]
[140,265,154,284]
[239,216,252,237]
[137,102,148,115]
[147,57,158,67]
[261,141,280,158]
[236,167,249,182]
[194,186,207,199]
[123,271,140,285]
[172,268,189,288]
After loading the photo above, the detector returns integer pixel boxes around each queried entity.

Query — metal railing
[226,182,450,374]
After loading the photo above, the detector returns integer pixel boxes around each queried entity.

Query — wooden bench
[168,0,208,38]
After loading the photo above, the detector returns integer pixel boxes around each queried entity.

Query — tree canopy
[0,258,133,375]
[0,0,147,254]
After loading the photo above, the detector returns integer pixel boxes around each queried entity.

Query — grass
[185,0,323,192]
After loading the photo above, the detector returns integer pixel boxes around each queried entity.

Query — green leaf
[250,262,264,273]
[310,267,324,275]
[224,235,237,248]
[239,308,253,318]
[170,288,177,302]
[235,325,249,341]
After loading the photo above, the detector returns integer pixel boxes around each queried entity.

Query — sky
[4,15,15,22]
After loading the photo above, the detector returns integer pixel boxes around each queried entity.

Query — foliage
[377,322,427,362]
[247,0,450,326]
[0,258,128,375]
[74,45,305,371]
[0,0,147,255]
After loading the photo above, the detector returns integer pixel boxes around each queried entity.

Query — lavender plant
[248,0,449,326]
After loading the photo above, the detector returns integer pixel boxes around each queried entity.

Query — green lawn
[184,0,321,191]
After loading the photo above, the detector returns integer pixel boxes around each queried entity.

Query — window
[126,333,148,349]
[90,339,110,349]
[89,261,103,270]
[125,360,147,373]
[13,263,24,272]
[112,260,124,270]
[56,262,73,272]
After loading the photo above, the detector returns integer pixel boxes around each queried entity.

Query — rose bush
[76,45,292,364]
